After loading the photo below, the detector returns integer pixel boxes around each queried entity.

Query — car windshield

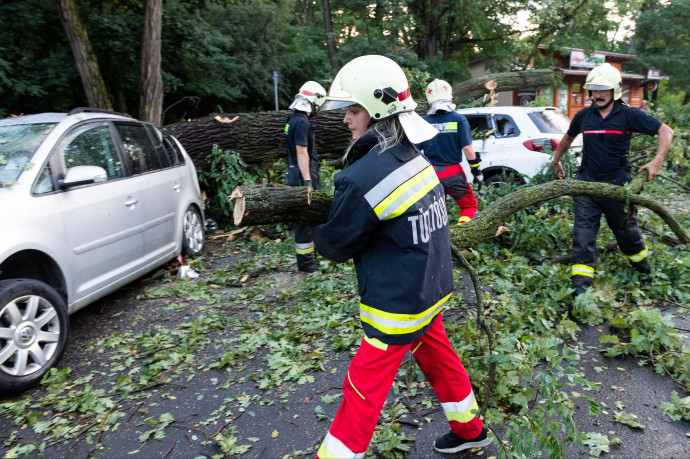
[527,110,571,134]
[0,122,56,184]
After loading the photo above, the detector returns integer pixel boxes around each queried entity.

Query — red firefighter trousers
[316,314,484,458]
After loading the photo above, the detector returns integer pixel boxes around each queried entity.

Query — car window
[464,115,492,139]
[162,135,185,165]
[494,115,519,138]
[527,110,571,134]
[60,122,123,180]
[115,123,166,174]
[144,124,173,168]
[33,163,55,194]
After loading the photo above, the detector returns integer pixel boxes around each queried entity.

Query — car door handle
[173,184,181,192]
[125,198,138,207]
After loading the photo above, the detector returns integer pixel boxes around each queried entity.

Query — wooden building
[469,46,666,118]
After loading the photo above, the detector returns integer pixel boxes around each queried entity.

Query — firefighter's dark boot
[297,253,318,273]
[632,257,651,285]
[571,275,593,296]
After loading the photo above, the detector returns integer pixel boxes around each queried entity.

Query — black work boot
[632,258,651,285]
[571,276,593,296]
[296,253,318,273]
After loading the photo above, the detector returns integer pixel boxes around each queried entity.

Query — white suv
[456,106,582,185]
[0,108,205,393]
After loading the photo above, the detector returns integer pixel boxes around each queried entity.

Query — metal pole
[273,70,280,111]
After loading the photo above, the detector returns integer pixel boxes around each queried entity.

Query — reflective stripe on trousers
[316,314,483,457]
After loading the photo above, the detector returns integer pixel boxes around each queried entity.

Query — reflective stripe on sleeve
[571,264,595,278]
[627,247,648,262]
[441,391,480,423]
[360,293,451,335]
[295,242,314,254]
[364,156,440,221]
[368,166,439,220]
[317,432,365,459]
[284,124,290,133]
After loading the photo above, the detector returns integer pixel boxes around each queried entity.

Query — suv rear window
[527,110,571,134]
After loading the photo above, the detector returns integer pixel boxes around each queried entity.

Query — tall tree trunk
[55,0,112,110]
[139,0,163,125]
[321,0,339,71]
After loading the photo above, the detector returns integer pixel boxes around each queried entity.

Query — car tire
[181,205,205,256]
[0,279,69,394]
[485,172,526,188]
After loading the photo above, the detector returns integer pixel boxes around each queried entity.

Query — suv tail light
[523,138,559,152]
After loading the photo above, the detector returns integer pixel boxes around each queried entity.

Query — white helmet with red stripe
[321,55,417,119]
[321,55,437,143]
[289,81,326,113]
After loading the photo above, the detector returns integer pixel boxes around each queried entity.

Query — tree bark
[230,179,690,249]
[321,0,339,71]
[56,0,112,110]
[162,69,556,170]
[139,0,163,126]
[453,69,555,104]
[162,110,353,171]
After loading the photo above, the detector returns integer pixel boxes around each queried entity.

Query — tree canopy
[0,0,686,123]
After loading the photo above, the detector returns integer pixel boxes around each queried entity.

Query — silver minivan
[0,108,205,394]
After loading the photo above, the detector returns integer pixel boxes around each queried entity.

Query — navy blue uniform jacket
[313,133,454,345]
[418,111,473,165]
[568,101,661,179]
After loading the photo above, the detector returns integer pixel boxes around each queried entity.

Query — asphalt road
[1,242,689,459]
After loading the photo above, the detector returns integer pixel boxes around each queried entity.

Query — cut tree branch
[230,177,690,249]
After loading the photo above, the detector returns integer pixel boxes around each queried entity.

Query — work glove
[303,179,312,190]
[468,158,484,183]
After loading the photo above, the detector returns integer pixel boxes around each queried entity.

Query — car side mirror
[59,165,107,189]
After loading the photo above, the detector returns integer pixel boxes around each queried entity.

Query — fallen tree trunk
[162,68,557,170]
[230,177,690,249]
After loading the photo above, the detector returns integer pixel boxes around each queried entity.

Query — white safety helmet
[288,81,327,113]
[583,63,623,100]
[425,79,453,104]
[321,55,437,143]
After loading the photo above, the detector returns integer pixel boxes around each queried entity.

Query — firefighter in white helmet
[417,78,483,224]
[312,55,492,457]
[284,81,326,272]
[552,63,674,296]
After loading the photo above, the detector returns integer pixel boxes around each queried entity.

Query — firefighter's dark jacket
[417,111,473,165]
[313,131,454,345]
[569,100,662,180]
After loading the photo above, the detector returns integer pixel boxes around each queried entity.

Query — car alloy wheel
[182,205,205,256]
[0,279,68,394]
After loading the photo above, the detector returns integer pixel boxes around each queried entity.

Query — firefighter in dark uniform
[312,55,492,458]
[417,79,483,224]
[284,81,326,272]
[553,63,674,294]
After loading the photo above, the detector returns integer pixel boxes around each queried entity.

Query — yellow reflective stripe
[373,167,439,220]
[360,293,450,335]
[411,342,422,354]
[446,121,458,130]
[442,392,479,423]
[571,264,594,278]
[364,335,388,351]
[469,162,480,168]
[295,242,314,254]
[365,155,429,207]
[458,216,471,224]
[627,247,648,262]
[347,371,366,400]
[318,432,365,459]
[284,123,290,133]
